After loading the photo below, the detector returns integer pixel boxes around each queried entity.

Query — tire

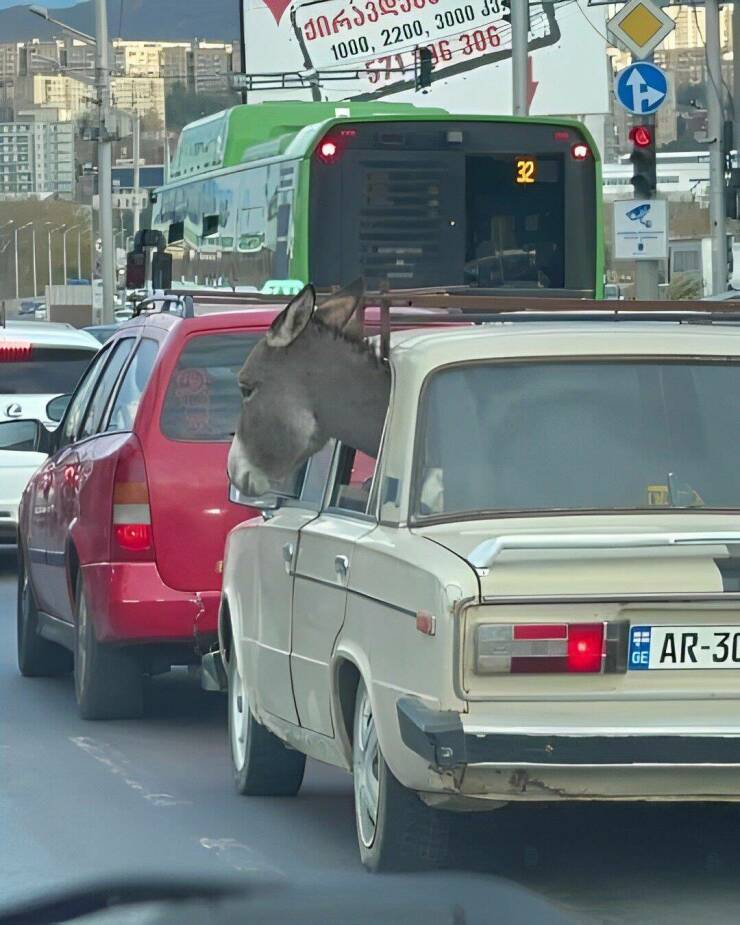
[353,681,452,872]
[16,552,72,677]
[228,651,306,796]
[74,573,144,720]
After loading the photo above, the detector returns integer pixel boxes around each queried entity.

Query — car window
[107,338,160,433]
[299,441,336,507]
[0,345,98,395]
[414,360,740,518]
[60,346,112,447]
[78,339,135,440]
[160,331,260,442]
[329,444,377,515]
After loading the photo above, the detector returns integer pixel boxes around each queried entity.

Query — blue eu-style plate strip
[628,625,652,671]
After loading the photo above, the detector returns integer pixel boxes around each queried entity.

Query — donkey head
[228,279,391,496]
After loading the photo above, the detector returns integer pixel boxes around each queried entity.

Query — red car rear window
[160,331,261,442]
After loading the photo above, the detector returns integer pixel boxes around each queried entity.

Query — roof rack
[132,293,195,319]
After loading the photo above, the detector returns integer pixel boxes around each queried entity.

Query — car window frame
[322,442,378,523]
[76,336,138,443]
[57,342,115,449]
[103,334,161,435]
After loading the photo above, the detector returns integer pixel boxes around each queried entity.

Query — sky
[0,0,80,8]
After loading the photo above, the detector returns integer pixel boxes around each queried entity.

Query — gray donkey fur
[228,280,391,496]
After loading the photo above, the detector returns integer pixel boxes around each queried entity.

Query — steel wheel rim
[230,660,248,770]
[354,688,380,849]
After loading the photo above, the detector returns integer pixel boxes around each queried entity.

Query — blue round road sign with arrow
[614,62,668,116]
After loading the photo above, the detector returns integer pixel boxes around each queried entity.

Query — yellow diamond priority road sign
[608,0,675,60]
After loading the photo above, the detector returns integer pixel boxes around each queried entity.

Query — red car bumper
[81,561,219,647]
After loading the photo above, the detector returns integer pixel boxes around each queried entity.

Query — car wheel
[353,681,452,872]
[74,573,143,720]
[16,552,72,677]
[227,651,306,796]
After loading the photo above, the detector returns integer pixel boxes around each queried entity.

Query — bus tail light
[571,142,590,160]
[112,438,154,561]
[475,623,605,674]
[316,128,357,164]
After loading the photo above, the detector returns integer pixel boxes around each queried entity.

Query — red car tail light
[112,438,154,561]
[0,341,32,361]
[476,623,605,674]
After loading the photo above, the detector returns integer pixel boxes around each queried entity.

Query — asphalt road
[2,551,740,924]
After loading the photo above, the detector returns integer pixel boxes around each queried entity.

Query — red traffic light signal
[629,125,653,148]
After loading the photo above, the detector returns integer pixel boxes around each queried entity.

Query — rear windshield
[160,331,260,442]
[413,360,740,519]
[0,347,97,395]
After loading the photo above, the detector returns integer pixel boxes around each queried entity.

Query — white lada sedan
[215,318,740,871]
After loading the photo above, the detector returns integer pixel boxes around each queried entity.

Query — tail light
[315,128,357,164]
[475,623,605,674]
[571,142,590,160]
[0,341,32,361]
[112,437,153,561]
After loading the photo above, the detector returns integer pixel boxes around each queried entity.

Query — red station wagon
[12,301,279,720]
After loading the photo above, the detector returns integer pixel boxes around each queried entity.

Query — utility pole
[734,0,740,152]
[132,111,141,238]
[706,0,727,294]
[13,225,19,300]
[511,0,528,116]
[95,0,115,322]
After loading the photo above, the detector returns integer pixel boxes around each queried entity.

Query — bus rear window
[160,332,260,442]
[0,347,97,395]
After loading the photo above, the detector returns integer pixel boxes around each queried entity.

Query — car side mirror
[228,482,284,512]
[46,394,71,423]
[0,419,48,453]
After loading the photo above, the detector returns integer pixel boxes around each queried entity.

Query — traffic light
[629,124,656,199]
[416,46,434,91]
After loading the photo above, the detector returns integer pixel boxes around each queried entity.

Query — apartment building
[110,76,166,124]
[0,115,74,198]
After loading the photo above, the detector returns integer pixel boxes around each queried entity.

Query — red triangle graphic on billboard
[260,0,292,25]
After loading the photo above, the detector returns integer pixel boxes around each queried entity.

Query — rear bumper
[82,561,219,648]
[397,697,740,769]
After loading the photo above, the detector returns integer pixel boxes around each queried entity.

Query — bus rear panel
[309,120,598,296]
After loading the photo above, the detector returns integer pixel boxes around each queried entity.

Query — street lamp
[28,6,96,44]
[45,223,65,291]
[63,225,81,286]
[18,223,37,299]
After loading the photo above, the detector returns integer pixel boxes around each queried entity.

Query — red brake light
[316,129,356,165]
[0,341,32,361]
[476,622,606,674]
[553,130,570,141]
[112,437,153,561]
[629,125,653,148]
[571,142,590,160]
[114,523,152,551]
[567,623,605,673]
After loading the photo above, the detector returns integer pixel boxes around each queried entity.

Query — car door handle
[334,555,349,579]
[282,542,294,574]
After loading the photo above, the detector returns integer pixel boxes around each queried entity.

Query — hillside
[0,0,240,41]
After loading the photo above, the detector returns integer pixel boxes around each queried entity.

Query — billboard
[241,0,609,117]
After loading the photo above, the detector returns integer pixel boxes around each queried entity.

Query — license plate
[629,625,740,670]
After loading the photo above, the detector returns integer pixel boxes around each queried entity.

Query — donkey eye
[240,383,256,400]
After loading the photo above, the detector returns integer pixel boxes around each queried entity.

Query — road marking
[200,837,285,878]
[69,736,190,808]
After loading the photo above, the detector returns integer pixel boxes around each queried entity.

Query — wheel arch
[331,645,373,768]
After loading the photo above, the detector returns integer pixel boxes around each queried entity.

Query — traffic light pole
[706,0,728,295]
[511,0,528,116]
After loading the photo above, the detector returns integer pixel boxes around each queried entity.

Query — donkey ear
[316,277,365,336]
[266,284,316,348]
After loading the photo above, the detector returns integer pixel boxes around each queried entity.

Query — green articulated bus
[152,100,603,297]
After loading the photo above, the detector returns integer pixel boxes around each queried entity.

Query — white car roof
[1,321,100,350]
[389,320,740,371]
